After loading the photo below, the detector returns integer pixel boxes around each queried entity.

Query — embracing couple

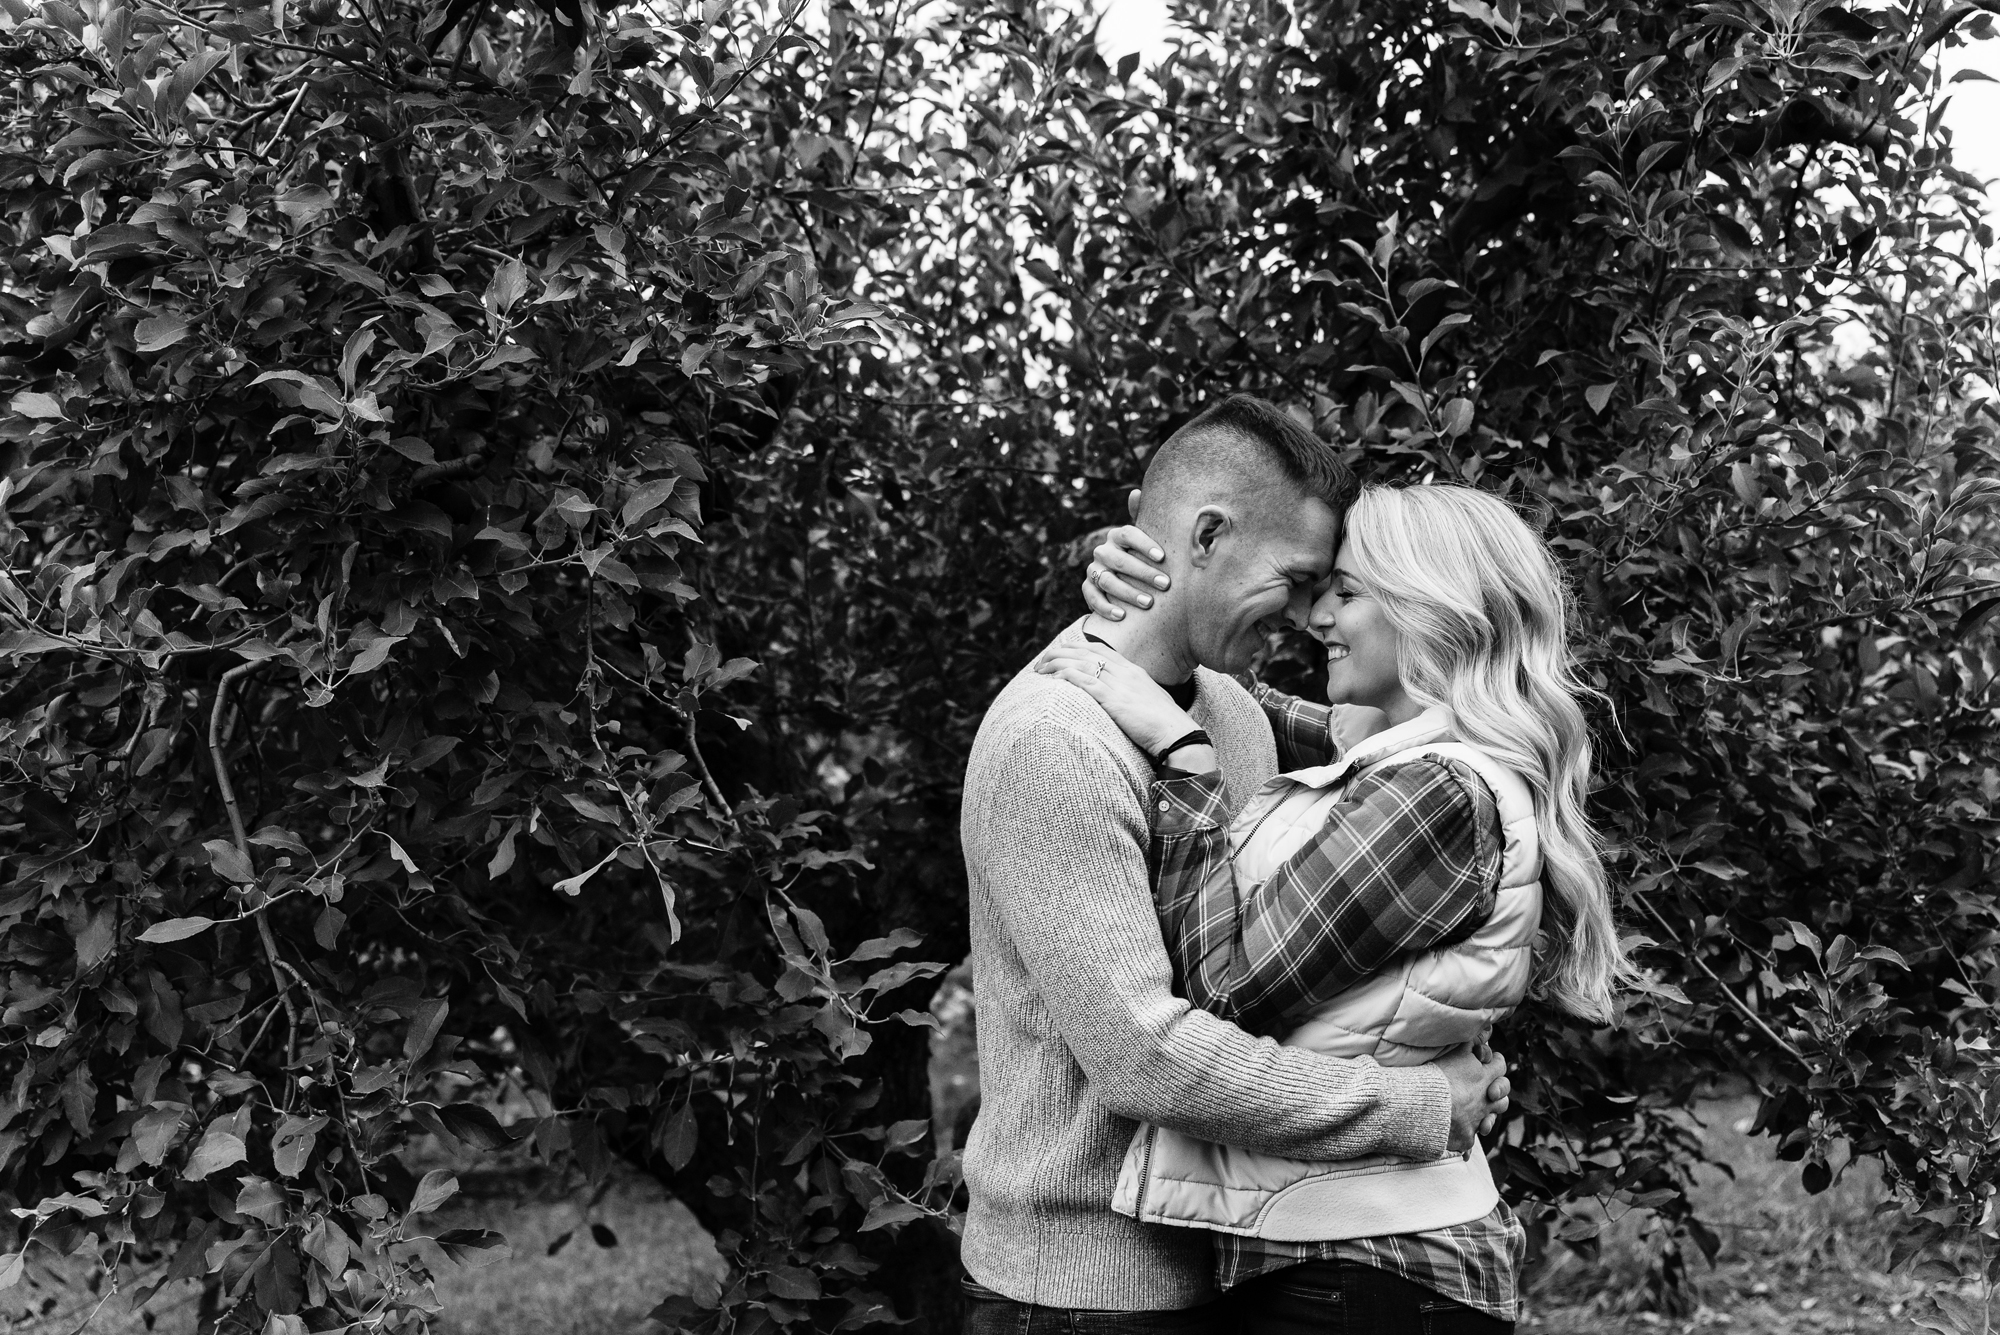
[956,395,1628,1333]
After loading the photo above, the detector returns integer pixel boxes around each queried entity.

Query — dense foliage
[3,0,1998,1329]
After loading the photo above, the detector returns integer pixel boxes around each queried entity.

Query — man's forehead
[1252,495,1340,550]
[1272,539,1335,576]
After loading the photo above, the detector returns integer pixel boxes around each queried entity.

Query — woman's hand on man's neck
[1081,611,1196,687]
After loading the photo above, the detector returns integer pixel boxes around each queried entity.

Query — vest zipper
[1134,1123,1158,1217]
[1233,764,1351,874]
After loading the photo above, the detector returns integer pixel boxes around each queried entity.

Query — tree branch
[209,662,298,1059]
[1632,891,1808,1067]
[1716,96,1892,159]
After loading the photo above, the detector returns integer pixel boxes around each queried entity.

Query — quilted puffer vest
[1110,708,1543,1241]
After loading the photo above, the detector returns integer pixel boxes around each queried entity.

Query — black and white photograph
[2,0,1998,1330]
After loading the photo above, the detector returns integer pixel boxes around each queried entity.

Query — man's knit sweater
[958,620,1454,1310]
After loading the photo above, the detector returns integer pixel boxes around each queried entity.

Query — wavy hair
[1342,483,1631,1023]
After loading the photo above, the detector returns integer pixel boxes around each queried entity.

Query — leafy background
[3,0,2000,1330]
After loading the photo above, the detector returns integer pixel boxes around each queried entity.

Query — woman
[1035,483,1627,1334]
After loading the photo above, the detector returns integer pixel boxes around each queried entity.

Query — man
[958,395,1509,1329]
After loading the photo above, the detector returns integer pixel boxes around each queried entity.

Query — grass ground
[2,1096,1965,1334]
[1519,1096,1937,1334]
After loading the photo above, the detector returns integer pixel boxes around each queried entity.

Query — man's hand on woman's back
[1436,1043,1511,1154]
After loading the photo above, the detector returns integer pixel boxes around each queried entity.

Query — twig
[411,452,485,485]
[208,662,299,1058]
[208,664,257,853]
[593,654,733,823]
[1632,891,1808,1066]
[258,83,307,157]
[681,706,731,819]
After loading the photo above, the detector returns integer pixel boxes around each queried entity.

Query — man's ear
[1188,506,1230,568]
[1127,488,1143,521]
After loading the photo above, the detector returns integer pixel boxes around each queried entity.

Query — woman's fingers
[1037,648,1109,676]
[1081,565,1127,620]
[1078,522,1168,620]
[1085,551,1168,620]
[1044,666,1105,693]
[1082,557,1159,615]
[1111,522,1166,565]
[1034,653,1111,696]
[1095,526,1171,590]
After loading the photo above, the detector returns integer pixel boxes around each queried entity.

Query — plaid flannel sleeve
[1248,682,1340,771]
[1147,767,1244,1012]
[1149,758,1501,1036]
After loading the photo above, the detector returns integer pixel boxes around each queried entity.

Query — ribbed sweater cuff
[1380,1061,1455,1159]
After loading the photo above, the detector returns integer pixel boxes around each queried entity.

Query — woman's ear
[1188,507,1229,568]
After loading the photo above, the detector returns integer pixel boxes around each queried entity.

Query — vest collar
[1279,706,1456,791]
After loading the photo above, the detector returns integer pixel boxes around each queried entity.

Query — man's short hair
[1141,394,1354,517]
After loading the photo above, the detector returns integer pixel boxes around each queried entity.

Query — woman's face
[1310,538,1419,725]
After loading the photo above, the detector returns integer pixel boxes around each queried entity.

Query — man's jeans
[1228,1261,1514,1335]
[960,1279,1223,1335]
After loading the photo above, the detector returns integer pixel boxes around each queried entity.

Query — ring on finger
[1092,656,1107,677]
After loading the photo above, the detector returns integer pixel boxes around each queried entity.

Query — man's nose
[1284,586,1313,629]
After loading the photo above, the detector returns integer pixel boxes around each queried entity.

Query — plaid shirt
[1153,686,1524,1320]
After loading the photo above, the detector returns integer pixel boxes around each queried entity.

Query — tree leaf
[161,48,229,119]
[75,906,116,968]
[183,1125,247,1180]
[10,391,65,419]
[622,479,678,526]
[131,1106,190,1166]
[486,259,529,314]
[552,847,622,896]
[250,369,346,417]
[765,1265,821,1298]
[302,1218,352,1277]
[435,1103,514,1150]
[272,1115,327,1178]
[1439,397,1474,437]
[410,1168,459,1214]
[204,838,256,883]
[436,1229,511,1267]
[347,635,402,675]
[403,997,448,1061]
[486,823,520,878]
[858,1200,925,1232]
[134,313,192,352]
[235,1177,287,1227]
[655,1103,696,1170]
[139,916,218,943]
[276,186,334,222]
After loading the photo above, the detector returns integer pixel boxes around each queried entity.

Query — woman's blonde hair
[1342,483,1631,1024]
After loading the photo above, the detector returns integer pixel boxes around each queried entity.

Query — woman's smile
[1310,539,1419,724]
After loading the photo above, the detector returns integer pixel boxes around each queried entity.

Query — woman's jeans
[1228,1260,1515,1335]
[960,1279,1222,1335]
